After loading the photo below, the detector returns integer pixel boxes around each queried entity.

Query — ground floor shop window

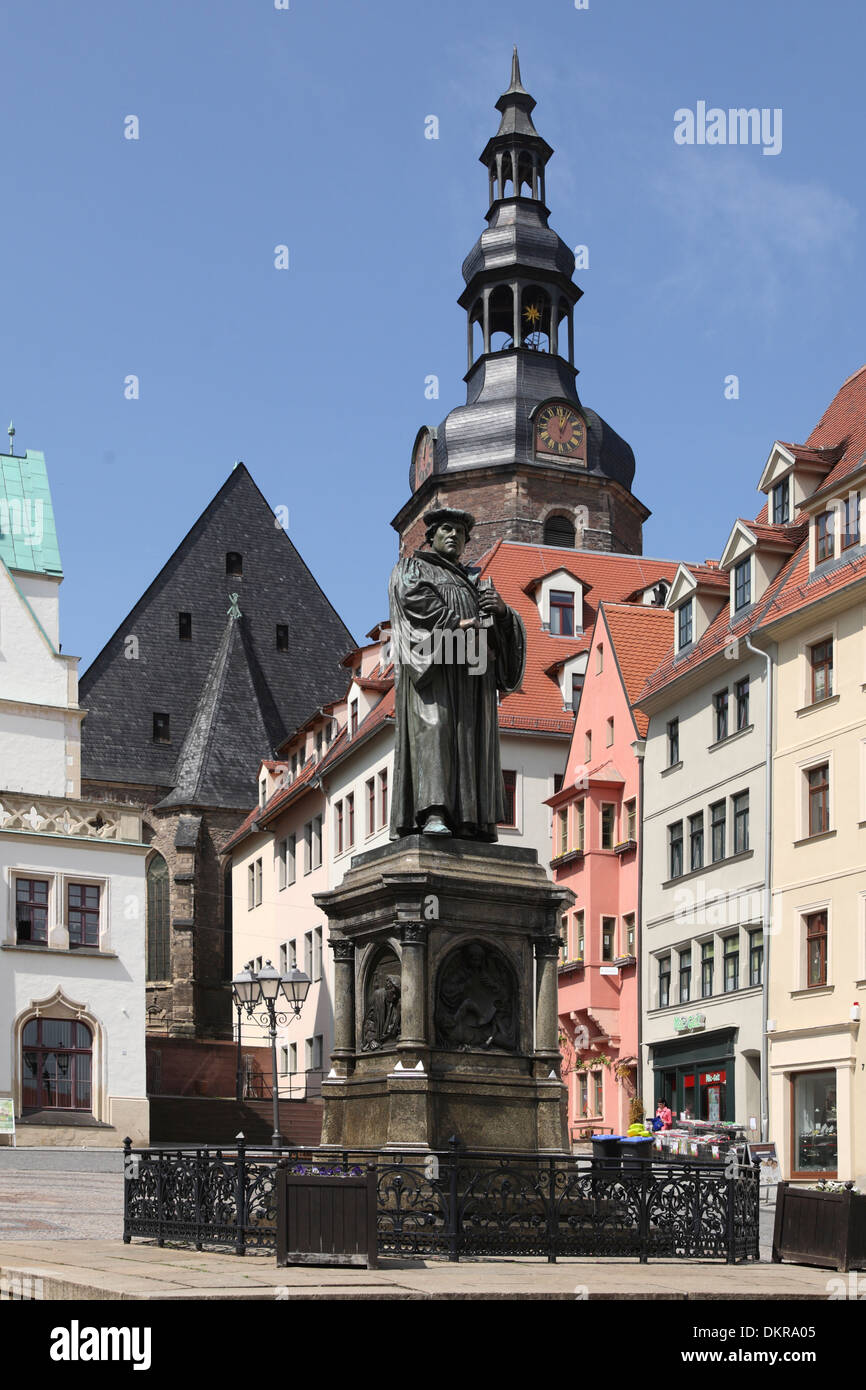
[21,1018,92,1111]
[791,1070,837,1177]
[656,1064,729,1122]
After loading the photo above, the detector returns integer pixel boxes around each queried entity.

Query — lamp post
[231,960,311,1148]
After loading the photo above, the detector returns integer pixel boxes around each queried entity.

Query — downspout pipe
[744,633,773,1143]
[632,738,646,1117]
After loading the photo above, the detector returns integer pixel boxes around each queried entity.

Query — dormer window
[677,600,693,651]
[771,479,790,525]
[350,699,359,736]
[276,624,289,651]
[815,511,834,564]
[259,780,267,809]
[178,612,192,641]
[226,552,243,577]
[550,590,575,636]
[733,558,751,612]
[843,492,861,550]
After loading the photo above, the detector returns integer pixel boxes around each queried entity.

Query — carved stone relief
[435,940,518,1051]
[361,949,401,1051]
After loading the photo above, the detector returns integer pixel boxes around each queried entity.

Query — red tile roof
[601,603,675,737]
[685,563,730,591]
[638,367,866,702]
[738,520,802,551]
[477,542,680,733]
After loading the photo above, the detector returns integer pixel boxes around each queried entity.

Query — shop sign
[673,1012,706,1033]
[700,1071,726,1085]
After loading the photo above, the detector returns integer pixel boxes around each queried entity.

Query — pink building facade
[549,603,673,1142]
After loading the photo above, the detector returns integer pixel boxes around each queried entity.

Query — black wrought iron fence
[121,1137,760,1263]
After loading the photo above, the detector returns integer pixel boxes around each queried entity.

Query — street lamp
[230,960,311,1149]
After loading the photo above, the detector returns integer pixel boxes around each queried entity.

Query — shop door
[699,1070,727,1122]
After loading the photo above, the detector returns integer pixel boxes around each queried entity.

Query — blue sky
[1,0,864,667]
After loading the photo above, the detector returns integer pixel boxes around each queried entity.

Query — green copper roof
[0,449,62,577]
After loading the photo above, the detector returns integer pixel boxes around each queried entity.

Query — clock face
[535,403,585,460]
[412,431,435,490]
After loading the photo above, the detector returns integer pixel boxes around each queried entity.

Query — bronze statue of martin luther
[388,508,526,840]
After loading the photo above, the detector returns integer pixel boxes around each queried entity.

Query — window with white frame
[677,599,693,650]
[771,478,790,525]
[733,557,751,612]
[803,761,830,838]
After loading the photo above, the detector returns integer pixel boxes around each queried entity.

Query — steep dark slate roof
[79,465,354,806]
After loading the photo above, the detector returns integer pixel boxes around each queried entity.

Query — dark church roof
[79,464,354,808]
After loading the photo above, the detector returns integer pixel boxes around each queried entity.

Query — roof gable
[79,464,354,801]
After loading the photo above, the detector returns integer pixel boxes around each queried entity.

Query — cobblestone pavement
[0,1170,123,1241]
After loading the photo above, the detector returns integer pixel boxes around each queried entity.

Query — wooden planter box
[772,1181,866,1272]
[276,1164,378,1269]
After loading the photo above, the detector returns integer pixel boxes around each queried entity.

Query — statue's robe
[388,549,525,838]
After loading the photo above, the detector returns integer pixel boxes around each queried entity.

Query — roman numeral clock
[534,402,586,463]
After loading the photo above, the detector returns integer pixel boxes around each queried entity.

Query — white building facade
[0,446,148,1146]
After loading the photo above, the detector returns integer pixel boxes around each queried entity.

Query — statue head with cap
[423,507,476,564]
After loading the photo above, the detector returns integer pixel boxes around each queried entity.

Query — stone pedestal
[315,836,573,1154]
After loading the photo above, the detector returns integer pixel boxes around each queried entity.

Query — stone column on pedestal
[534,933,561,1060]
[398,921,427,1051]
[330,936,356,1060]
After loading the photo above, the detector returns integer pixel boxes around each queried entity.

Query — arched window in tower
[521,286,551,352]
[499,151,514,198]
[488,284,515,352]
[146,854,170,982]
[544,514,576,548]
[516,150,534,196]
[469,298,485,365]
[556,297,572,362]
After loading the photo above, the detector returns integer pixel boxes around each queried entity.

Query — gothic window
[22,1019,92,1112]
[223,863,232,980]
[147,854,170,981]
[543,514,575,548]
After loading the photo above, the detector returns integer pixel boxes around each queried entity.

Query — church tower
[392,49,649,561]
